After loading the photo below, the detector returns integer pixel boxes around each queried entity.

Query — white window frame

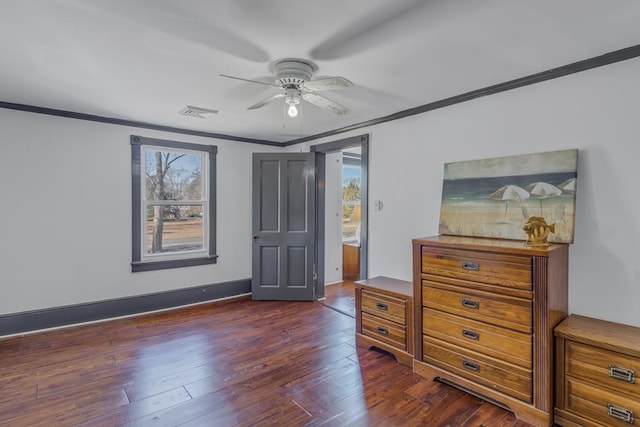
[131,135,217,272]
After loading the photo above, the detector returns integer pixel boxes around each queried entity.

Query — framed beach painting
[438,149,578,243]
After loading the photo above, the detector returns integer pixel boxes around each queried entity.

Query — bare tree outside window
[145,150,203,254]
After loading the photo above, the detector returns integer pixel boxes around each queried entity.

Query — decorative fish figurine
[523,216,555,246]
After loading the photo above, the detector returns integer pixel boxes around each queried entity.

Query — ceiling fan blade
[309,0,431,60]
[302,77,354,92]
[220,74,279,88]
[80,2,270,62]
[247,93,286,110]
[302,93,350,115]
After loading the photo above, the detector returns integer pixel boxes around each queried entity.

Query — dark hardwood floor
[320,281,356,318]
[0,293,529,426]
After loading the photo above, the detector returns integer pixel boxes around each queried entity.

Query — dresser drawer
[361,289,406,325]
[566,377,639,426]
[422,284,532,333]
[566,340,640,398]
[423,308,532,369]
[421,247,532,291]
[423,336,532,402]
[361,312,406,350]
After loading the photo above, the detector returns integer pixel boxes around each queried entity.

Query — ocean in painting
[439,171,577,243]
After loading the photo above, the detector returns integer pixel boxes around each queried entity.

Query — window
[342,152,361,243]
[131,135,217,272]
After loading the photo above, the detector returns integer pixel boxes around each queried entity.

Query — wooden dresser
[555,315,640,426]
[355,276,414,367]
[412,235,568,427]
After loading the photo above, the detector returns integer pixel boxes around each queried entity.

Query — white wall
[305,57,640,328]
[324,151,343,284]
[3,56,640,329]
[0,110,280,315]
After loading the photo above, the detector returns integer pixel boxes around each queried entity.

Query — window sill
[131,255,218,272]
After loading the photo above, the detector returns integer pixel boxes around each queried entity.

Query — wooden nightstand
[355,276,414,367]
[555,314,640,426]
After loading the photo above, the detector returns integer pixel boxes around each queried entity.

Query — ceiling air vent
[178,105,219,119]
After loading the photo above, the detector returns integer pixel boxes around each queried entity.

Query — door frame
[311,134,369,298]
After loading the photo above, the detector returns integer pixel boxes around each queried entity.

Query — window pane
[145,205,204,254]
[145,150,203,201]
[342,167,361,243]
[342,203,361,242]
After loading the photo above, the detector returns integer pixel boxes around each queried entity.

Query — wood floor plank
[321,281,356,318]
[167,391,313,427]
[457,401,521,426]
[0,286,530,426]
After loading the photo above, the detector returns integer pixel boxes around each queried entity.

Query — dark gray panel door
[252,152,316,301]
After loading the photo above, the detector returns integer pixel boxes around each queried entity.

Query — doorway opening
[311,134,368,317]
[341,149,362,282]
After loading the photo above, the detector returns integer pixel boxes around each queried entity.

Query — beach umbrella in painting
[491,185,530,222]
[559,178,576,193]
[526,182,562,216]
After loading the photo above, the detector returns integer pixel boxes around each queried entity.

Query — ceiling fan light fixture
[285,88,301,118]
[287,103,298,117]
[220,57,352,116]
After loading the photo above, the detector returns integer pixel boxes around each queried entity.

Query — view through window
[342,153,361,243]
[143,148,205,255]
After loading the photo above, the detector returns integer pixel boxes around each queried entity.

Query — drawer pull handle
[609,365,635,384]
[461,299,479,310]
[461,261,479,271]
[376,326,388,336]
[608,404,634,424]
[462,360,480,372]
[376,302,388,311]
[462,329,480,340]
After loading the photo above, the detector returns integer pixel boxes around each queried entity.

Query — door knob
[252,235,259,240]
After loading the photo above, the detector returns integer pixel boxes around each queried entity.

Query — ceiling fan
[220,58,353,117]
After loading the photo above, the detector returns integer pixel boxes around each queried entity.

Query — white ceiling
[2,0,640,144]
